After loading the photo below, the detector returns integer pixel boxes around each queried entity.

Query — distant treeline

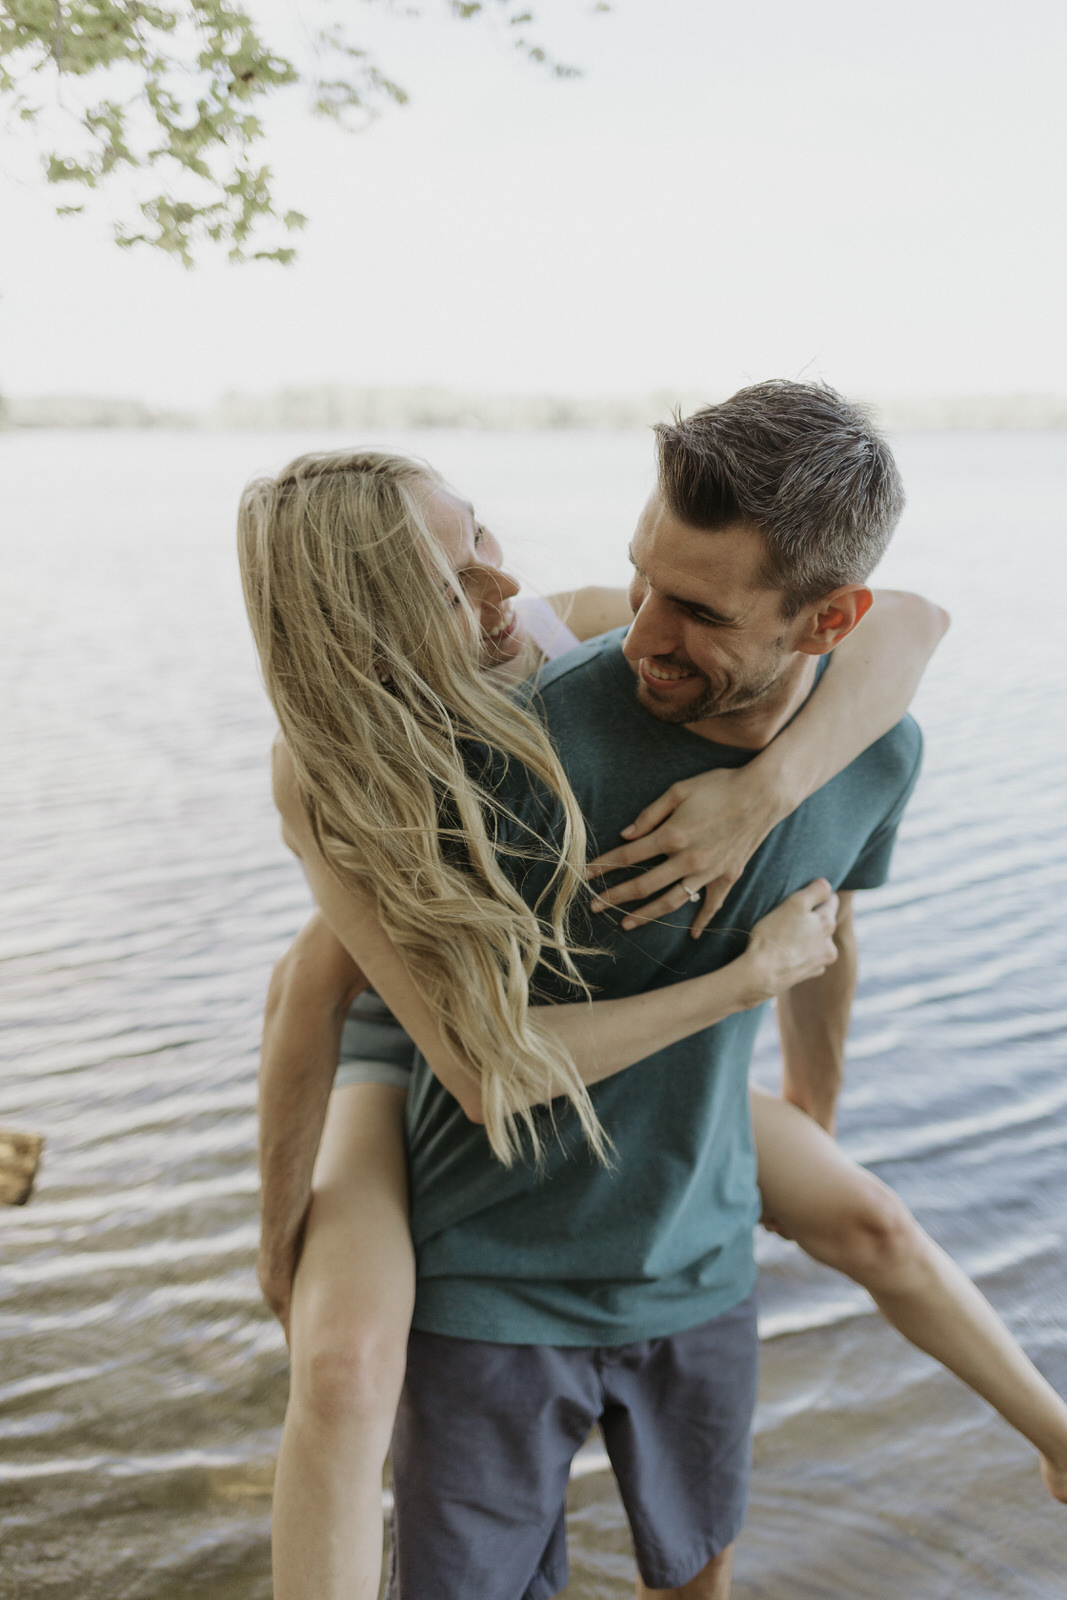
[4,387,1067,432]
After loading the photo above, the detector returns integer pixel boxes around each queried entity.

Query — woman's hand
[738,880,839,1006]
[586,766,788,937]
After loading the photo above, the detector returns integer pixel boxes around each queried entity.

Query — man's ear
[794,585,875,656]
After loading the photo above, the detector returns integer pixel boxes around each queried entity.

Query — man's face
[623,489,798,728]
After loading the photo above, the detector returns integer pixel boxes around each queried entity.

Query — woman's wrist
[723,756,796,855]
[747,742,807,824]
[715,946,774,1014]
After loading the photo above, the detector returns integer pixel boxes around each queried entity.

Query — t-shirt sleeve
[839,724,924,892]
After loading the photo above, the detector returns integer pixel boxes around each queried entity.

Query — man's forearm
[258,999,340,1269]
[257,937,360,1323]
[775,899,858,1133]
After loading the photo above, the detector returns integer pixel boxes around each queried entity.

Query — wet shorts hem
[636,1520,747,1591]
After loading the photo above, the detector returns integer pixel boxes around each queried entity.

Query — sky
[1,0,1065,408]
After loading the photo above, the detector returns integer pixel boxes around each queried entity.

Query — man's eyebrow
[627,545,739,626]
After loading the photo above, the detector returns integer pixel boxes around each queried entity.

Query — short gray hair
[654,381,905,615]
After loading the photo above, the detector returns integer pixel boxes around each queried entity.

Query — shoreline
[5,389,1067,434]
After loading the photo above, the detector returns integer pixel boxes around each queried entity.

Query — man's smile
[638,656,701,688]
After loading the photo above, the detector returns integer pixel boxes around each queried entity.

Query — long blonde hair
[238,449,608,1165]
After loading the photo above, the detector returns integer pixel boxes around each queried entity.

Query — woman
[240,449,1067,1599]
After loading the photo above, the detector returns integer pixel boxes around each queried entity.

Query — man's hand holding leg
[775,891,857,1136]
[257,912,366,1337]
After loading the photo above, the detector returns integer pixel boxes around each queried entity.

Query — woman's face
[419,481,525,666]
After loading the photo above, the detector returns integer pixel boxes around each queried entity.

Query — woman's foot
[1039,1454,1067,1503]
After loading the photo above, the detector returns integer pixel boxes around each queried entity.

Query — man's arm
[775,892,858,1134]
[257,912,366,1335]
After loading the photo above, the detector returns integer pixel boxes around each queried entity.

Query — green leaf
[3,0,588,265]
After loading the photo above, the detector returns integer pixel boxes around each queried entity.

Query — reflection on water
[2,429,1066,1596]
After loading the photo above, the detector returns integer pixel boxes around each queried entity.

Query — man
[268,381,923,1598]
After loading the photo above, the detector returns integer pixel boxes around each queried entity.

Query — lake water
[2,427,1066,1597]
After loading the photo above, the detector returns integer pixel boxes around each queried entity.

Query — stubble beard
[634,648,790,726]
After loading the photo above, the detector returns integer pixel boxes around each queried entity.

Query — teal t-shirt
[406,630,923,1347]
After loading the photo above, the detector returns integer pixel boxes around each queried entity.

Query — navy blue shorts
[386,1291,759,1599]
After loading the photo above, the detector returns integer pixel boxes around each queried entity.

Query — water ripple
[3,428,1065,1598]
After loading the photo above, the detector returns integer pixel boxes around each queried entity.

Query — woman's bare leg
[751,1086,1067,1502]
[272,1082,415,1599]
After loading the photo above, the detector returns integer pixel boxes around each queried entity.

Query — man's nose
[623,593,679,661]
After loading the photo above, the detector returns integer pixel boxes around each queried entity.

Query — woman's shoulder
[516,595,581,660]
[270,736,307,842]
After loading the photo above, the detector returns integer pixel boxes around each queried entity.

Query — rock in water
[0,1128,44,1205]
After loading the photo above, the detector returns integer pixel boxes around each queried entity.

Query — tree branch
[0,0,600,263]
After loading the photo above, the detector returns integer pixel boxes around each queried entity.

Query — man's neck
[684,655,820,750]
